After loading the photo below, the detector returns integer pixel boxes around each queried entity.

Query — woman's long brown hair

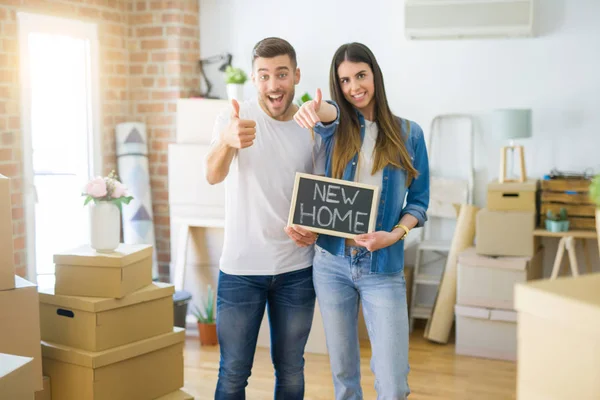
[329,43,418,185]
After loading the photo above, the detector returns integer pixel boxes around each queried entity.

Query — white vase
[226,83,244,101]
[90,201,121,253]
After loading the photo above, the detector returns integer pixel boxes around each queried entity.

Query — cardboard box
[475,209,539,257]
[457,246,543,310]
[0,174,15,291]
[515,273,600,400]
[42,328,184,400]
[0,353,36,400]
[0,276,43,391]
[39,282,174,352]
[454,305,517,361]
[34,376,51,400]
[53,244,153,298]
[487,180,538,212]
[155,389,194,400]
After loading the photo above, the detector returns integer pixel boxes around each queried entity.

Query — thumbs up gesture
[222,99,257,149]
[294,88,322,129]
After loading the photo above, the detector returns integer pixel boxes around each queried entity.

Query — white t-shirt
[355,119,383,189]
[210,98,326,275]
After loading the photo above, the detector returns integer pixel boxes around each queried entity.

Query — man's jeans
[313,245,410,400]
[214,267,316,400]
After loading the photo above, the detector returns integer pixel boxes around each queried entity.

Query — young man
[205,37,325,400]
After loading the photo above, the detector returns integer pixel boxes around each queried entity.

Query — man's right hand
[221,99,257,149]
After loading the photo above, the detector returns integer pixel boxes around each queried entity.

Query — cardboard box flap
[515,274,600,333]
[39,282,174,312]
[0,353,33,379]
[488,180,538,192]
[155,389,194,400]
[53,244,152,267]
[458,247,532,271]
[42,327,184,369]
[454,304,490,320]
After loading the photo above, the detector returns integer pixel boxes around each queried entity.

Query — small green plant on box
[296,92,312,106]
[590,174,600,207]
[191,284,215,324]
[545,207,569,232]
[224,66,247,85]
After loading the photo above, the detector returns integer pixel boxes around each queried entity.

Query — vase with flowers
[82,170,133,253]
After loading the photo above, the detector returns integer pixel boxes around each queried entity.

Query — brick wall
[0,0,200,279]
[129,0,199,277]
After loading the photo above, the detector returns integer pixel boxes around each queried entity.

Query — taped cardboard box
[475,209,540,257]
[0,174,15,291]
[155,389,194,400]
[0,353,35,400]
[0,276,43,391]
[487,180,538,212]
[53,244,153,298]
[454,305,517,361]
[515,273,600,400]
[457,246,543,310]
[34,376,51,400]
[42,328,185,400]
[40,282,174,352]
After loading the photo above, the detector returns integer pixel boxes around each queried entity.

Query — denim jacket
[313,101,430,274]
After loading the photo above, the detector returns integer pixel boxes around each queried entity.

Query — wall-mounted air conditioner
[405,0,534,39]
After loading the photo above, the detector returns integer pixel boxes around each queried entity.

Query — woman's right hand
[294,88,322,129]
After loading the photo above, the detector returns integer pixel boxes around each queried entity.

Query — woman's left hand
[354,231,401,252]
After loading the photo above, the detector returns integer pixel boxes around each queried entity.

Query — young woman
[287,42,430,399]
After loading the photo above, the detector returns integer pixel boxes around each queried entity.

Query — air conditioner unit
[405,0,534,39]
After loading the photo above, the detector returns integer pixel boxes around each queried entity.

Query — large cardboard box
[42,328,184,400]
[53,244,153,298]
[457,246,543,310]
[454,305,517,361]
[0,174,15,291]
[0,353,36,400]
[39,282,174,352]
[475,209,539,257]
[487,180,538,212]
[34,376,51,400]
[515,273,600,400]
[155,389,194,400]
[0,276,43,391]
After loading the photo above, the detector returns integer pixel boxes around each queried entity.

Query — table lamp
[492,109,532,183]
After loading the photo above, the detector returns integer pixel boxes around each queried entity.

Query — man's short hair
[252,37,297,68]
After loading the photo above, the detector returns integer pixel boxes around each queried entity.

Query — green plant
[296,92,312,106]
[590,174,600,207]
[191,284,215,324]
[546,207,568,221]
[224,66,247,84]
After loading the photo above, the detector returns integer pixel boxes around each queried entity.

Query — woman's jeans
[313,245,410,400]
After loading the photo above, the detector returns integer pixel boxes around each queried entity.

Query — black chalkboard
[288,173,380,239]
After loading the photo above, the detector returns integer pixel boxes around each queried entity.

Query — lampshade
[492,109,532,140]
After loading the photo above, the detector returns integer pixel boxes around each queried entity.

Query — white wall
[196,0,600,277]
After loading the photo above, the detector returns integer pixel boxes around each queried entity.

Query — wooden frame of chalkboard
[287,172,381,239]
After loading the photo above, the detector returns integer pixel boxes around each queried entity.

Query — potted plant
[589,174,600,252]
[545,207,569,232]
[82,170,133,253]
[296,92,312,106]
[191,284,218,346]
[224,65,247,101]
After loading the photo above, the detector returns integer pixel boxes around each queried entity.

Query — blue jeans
[214,267,316,400]
[313,245,410,400]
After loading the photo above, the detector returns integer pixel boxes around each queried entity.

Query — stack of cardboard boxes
[454,180,544,361]
[0,174,45,399]
[38,243,194,399]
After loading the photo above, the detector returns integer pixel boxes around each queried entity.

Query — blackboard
[287,173,380,239]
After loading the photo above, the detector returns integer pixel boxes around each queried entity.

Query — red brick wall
[129,0,199,277]
[0,0,200,279]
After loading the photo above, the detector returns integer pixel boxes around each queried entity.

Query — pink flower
[85,177,107,198]
[111,181,127,198]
